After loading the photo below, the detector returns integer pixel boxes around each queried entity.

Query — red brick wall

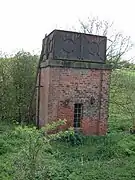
[39,67,111,135]
[38,67,50,126]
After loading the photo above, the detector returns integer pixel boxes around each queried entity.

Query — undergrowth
[1,120,135,180]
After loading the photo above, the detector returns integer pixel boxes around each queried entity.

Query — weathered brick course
[38,65,111,135]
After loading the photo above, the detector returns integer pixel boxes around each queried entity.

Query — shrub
[55,129,85,146]
[118,134,135,156]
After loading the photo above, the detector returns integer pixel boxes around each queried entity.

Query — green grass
[51,133,135,179]
[1,122,135,179]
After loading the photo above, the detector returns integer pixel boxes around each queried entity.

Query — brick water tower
[36,30,111,135]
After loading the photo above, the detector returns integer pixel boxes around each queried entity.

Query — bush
[63,131,85,146]
[51,128,85,146]
[118,134,135,156]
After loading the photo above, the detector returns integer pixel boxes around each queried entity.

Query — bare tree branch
[79,16,133,68]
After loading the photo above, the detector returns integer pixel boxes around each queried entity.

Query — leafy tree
[0,56,13,121]
[0,51,38,123]
[110,70,135,131]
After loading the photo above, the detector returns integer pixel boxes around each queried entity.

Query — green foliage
[1,120,135,179]
[51,133,135,180]
[58,130,85,146]
[45,119,85,146]
[44,118,67,132]
[109,69,135,132]
[0,51,38,123]
[118,134,135,156]
[12,126,52,179]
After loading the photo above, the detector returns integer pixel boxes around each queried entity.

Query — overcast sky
[0,0,135,58]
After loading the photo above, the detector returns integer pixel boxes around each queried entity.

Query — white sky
[0,0,135,59]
